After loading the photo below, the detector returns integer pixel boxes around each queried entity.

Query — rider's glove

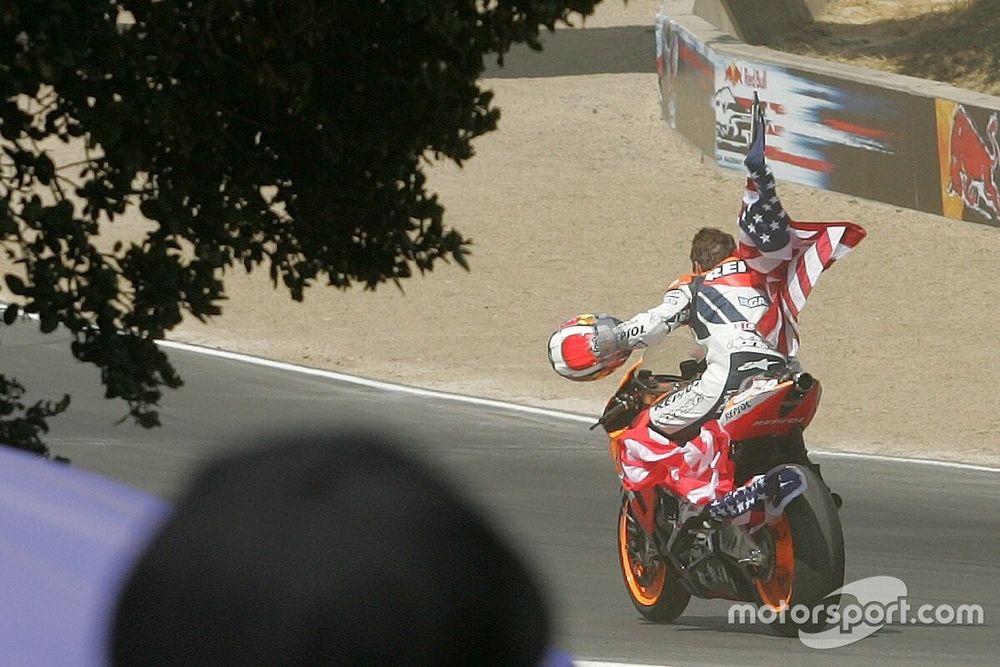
[594,315,630,358]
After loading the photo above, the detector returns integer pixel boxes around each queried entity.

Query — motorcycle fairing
[719,374,821,441]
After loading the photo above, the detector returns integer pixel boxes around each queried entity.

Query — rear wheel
[753,465,845,636]
[617,500,690,622]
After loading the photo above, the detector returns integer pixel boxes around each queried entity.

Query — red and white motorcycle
[595,353,845,634]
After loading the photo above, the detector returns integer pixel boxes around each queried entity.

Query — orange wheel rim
[618,509,666,606]
[755,514,795,611]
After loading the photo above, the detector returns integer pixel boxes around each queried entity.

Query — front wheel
[617,500,690,622]
[753,465,845,636]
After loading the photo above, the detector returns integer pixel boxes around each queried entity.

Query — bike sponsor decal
[752,416,806,426]
[722,401,750,421]
[728,575,986,649]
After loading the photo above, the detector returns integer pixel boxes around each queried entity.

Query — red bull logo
[948,105,1000,219]
[724,62,767,89]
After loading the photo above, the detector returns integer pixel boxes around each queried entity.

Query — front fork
[625,487,659,537]
[623,488,756,600]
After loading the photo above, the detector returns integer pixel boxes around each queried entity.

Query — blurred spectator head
[111,429,552,666]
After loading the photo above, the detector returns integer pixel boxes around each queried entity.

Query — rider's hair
[690,227,736,270]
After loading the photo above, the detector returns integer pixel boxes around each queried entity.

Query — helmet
[547,313,630,381]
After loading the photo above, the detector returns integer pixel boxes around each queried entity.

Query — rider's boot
[704,465,806,522]
[761,465,806,510]
[705,475,767,521]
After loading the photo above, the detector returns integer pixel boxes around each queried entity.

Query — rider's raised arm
[736,99,794,272]
[612,284,691,350]
[733,95,867,358]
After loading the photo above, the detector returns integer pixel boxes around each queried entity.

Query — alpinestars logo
[737,358,780,373]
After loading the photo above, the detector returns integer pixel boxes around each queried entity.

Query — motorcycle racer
[548,97,866,517]
[612,225,785,443]
[608,223,787,511]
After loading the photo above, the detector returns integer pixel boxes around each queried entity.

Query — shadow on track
[660,615,779,637]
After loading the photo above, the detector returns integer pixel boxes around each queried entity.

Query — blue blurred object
[0,445,169,666]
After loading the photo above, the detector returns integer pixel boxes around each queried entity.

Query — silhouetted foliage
[0,373,69,456]
[0,0,600,455]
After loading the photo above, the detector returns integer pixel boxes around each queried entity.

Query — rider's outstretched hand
[744,93,767,176]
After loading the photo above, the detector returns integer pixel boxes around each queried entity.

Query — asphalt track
[2,319,998,666]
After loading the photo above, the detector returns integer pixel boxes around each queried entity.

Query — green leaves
[0,0,600,454]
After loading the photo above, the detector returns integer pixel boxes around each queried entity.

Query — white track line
[156,339,596,424]
[155,339,1000,474]
[800,448,1000,472]
[3,302,995,474]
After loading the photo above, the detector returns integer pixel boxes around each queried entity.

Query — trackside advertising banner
[711,61,940,212]
[656,16,715,156]
[656,13,998,226]
[935,100,1000,226]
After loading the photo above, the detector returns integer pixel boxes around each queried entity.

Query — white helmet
[547,313,630,381]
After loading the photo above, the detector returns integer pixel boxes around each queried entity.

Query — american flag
[737,97,867,357]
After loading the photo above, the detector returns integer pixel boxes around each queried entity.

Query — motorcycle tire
[753,465,845,636]
[617,500,690,623]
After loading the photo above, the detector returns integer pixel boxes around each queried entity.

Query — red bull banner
[936,101,1000,225]
[712,60,941,212]
[656,12,1000,227]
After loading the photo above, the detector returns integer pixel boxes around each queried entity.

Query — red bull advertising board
[936,100,1000,225]
[658,10,1000,228]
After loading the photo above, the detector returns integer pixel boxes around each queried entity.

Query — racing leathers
[603,99,861,525]
[612,256,786,440]
[609,255,793,519]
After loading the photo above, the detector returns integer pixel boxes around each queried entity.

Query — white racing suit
[613,257,787,441]
[610,257,797,521]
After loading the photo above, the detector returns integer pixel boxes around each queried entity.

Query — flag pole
[749,91,760,150]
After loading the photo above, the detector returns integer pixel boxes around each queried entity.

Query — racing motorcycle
[597,355,845,635]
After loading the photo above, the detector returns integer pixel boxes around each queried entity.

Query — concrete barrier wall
[657,0,1000,227]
